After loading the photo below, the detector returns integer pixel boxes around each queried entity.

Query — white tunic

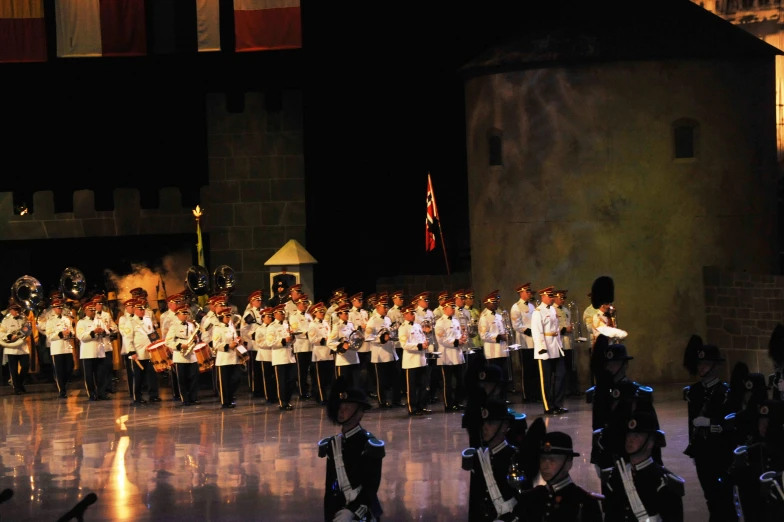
[166,320,198,364]
[365,315,398,364]
[328,320,359,366]
[510,299,535,349]
[0,315,29,355]
[46,314,75,356]
[386,305,403,350]
[213,323,239,366]
[159,309,177,340]
[77,317,105,359]
[240,306,261,350]
[436,315,465,366]
[348,307,370,353]
[308,318,333,362]
[479,309,507,359]
[555,304,572,351]
[267,321,295,366]
[399,321,427,369]
[288,311,312,353]
[94,310,116,353]
[128,316,153,360]
[254,323,273,362]
[531,303,563,360]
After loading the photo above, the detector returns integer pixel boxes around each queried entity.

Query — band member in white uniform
[241,291,263,397]
[166,304,200,406]
[365,295,401,408]
[414,291,440,404]
[118,298,137,397]
[127,300,161,404]
[269,304,296,410]
[478,291,509,402]
[77,303,107,401]
[532,287,566,415]
[328,303,360,388]
[93,295,118,396]
[510,283,539,403]
[0,303,30,395]
[308,302,334,404]
[289,295,314,400]
[252,307,277,404]
[554,290,579,396]
[348,292,373,397]
[399,304,431,416]
[436,298,466,411]
[158,293,182,401]
[47,299,75,398]
[388,290,406,398]
[212,306,242,409]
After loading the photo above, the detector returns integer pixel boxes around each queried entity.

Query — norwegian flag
[426,173,438,252]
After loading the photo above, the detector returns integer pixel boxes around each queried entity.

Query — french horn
[346,329,364,351]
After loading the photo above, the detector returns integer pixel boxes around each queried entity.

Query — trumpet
[181,326,201,358]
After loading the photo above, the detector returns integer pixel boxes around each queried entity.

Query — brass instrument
[346,329,364,351]
[607,305,618,328]
[458,314,476,354]
[388,321,400,342]
[499,309,520,350]
[420,319,440,359]
[60,268,86,370]
[186,265,211,321]
[213,265,236,295]
[180,325,201,358]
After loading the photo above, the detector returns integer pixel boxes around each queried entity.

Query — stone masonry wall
[703,266,782,378]
[177,90,304,304]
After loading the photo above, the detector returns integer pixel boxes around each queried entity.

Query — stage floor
[0,384,708,521]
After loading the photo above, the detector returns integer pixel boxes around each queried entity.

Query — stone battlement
[0,187,200,240]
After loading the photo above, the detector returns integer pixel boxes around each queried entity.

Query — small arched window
[488,129,503,166]
[672,118,699,160]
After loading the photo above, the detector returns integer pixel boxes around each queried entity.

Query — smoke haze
[103,250,190,309]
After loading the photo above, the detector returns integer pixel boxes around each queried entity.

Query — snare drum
[146,340,172,373]
[193,342,215,373]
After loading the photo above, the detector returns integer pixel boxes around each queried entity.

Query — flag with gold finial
[193,205,208,307]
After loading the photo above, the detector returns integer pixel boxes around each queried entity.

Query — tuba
[213,265,236,295]
[60,268,86,370]
[186,265,210,321]
[13,275,43,317]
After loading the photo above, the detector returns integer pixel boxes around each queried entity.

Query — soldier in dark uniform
[267,280,289,308]
[271,268,297,297]
[587,335,655,476]
[729,400,784,522]
[723,362,768,449]
[603,410,685,521]
[318,376,384,522]
[682,335,736,522]
[768,324,784,400]
[515,426,604,521]
[461,398,528,522]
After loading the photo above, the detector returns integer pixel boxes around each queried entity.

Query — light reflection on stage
[0,388,707,521]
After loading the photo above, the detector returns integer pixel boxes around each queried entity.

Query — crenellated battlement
[0,187,201,240]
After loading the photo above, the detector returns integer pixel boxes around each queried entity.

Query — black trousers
[82,357,106,399]
[335,364,360,389]
[313,360,334,403]
[373,361,400,405]
[539,357,565,412]
[261,361,278,401]
[169,363,180,400]
[486,356,508,401]
[358,351,373,394]
[695,456,738,522]
[274,363,296,405]
[53,353,74,396]
[246,350,257,393]
[441,364,465,409]
[102,352,114,394]
[176,362,200,403]
[124,354,134,396]
[251,359,265,397]
[132,359,160,401]
[217,364,239,407]
[395,348,406,396]
[520,349,540,401]
[295,351,312,397]
[7,354,29,393]
[563,349,579,395]
[212,363,219,396]
[405,366,428,414]
[428,358,441,400]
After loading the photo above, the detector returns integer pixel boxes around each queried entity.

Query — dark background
[0,2,532,302]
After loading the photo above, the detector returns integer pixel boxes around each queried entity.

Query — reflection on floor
[0,385,708,521]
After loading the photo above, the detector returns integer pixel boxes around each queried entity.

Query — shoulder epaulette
[364,437,385,458]
[660,470,685,497]
[723,413,737,431]
[461,447,477,471]
[585,386,595,404]
[682,385,691,401]
[317,436,334,458]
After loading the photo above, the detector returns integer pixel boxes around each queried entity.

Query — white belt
[331,436,363,504]
[478,448,517,516]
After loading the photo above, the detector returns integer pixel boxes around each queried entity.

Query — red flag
[426,173,438,252]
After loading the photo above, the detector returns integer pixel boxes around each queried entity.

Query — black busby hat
[480,397,514,422]
[478,364,505,384]
[769,324,784,367]
[590,276,614,309]
[626,411,666,447]
[683,334,724,375]
[541,432,580,457]
[326,376,372,424]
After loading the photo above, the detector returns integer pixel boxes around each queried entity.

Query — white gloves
[333,508,355,522]
[693,416,711,427]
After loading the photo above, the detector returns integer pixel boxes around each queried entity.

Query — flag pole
[192,205,208,308]
[429,174,451,275]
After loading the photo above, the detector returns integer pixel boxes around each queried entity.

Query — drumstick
[133,358,144,370]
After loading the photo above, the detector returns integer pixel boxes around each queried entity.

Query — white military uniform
[415,306,435,325]
[77,316,104,359]
[268,320,295,366]
[555,304,572,351]
[532,303,562,361]
[399,319,429,413]
[348,306,369,353]
[47,313,74,356]
[166,320,198,364]
[479,308,507,360]
[511,298,535,349]
[159,308,177,340]
[254,322,272,362]
[289,310,312,354]
[129,315,153,360]
[387,304,403,351]
[433,304,444,320]
[591,310,627,343]
[436,314,464,366]
[328,320,359,366]
[213,322,240,366]
[0,314,28,355]
[365,314,398,364]
[94,309,117,360]
[308,318,333,362]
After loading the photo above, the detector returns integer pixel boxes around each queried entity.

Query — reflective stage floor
[0,384,708,521]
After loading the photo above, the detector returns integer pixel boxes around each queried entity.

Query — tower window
[673,119,699,160]
[488,130,502,166]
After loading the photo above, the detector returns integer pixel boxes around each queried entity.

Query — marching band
[2,269,784,522]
